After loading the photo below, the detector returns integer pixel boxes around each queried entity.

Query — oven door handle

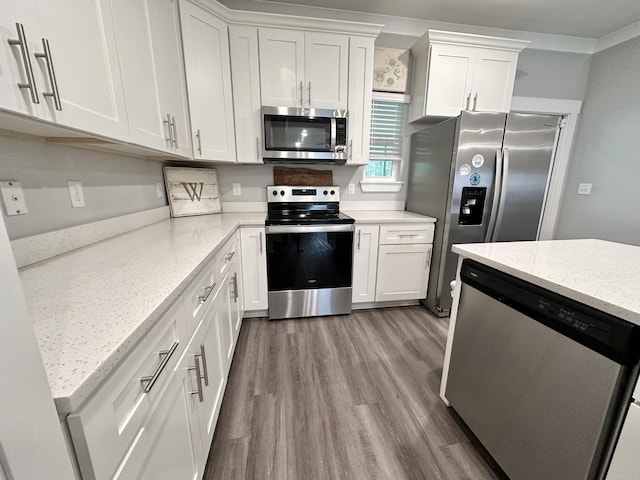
[265,224,354,234]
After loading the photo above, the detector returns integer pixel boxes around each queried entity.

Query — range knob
[272,190,278,196]
[323,190,328,195]
[330,190,335,195]
[280,190,285,196]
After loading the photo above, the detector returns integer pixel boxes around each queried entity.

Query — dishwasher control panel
[461,259,640,365]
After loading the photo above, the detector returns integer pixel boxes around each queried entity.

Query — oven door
[265,224,354,319]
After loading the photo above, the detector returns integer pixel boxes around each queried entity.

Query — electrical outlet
[156,182,164,198]
[577,183,592,195]
[232,183,242,196]
[348,183,355,195]
[68,181,86,208]
[0,180,28,216]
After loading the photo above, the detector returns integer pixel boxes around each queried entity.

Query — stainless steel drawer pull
[189,354,204,403]
[259,231,263,254]
[199,344,209,386]
[473,93,478,111]
[140,341,179,393]
[198,281,217,303]
[465,93,470,110]
[233,273,239,303]
[8,23,39,104]
[34,38,61,111]
[357,230,361,250]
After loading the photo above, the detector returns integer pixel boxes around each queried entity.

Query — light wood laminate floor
[204,306,503,479]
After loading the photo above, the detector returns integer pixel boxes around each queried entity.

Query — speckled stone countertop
[19,212,265,414]
[344,210,436,223]
[452,239,640,326]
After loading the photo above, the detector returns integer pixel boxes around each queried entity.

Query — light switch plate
[577,183,592,195]
[348,183,355,195]
[68,181,86,207]
[232,183,241,196]
[0,180,28,215]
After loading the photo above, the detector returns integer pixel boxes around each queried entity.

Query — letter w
[182,182,204,201]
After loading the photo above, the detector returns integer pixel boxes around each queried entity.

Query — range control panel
[267,186,339,203]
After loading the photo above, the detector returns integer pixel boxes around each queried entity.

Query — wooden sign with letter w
[163,166,222,217]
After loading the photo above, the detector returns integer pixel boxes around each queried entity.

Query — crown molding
[191,0,383,36]
[595,19,640,53]
[427,29,529,51]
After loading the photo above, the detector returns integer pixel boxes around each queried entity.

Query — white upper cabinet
[410,30,528,121]
[346,36,374,165]
[180,0,236,162]
[229,25,263,164]
[258,28,348,109]
[112,0,191,157]
[0,0,129,140]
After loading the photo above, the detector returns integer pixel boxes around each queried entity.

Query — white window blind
[365,100,407,178]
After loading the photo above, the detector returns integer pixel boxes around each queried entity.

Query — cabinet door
[34,0,128,140]
[180,1,235,162]
[304,32,348,109]
[347,36,374,165]
[114,360,204,480]
[425,44,475,117]
[258,28,304,107]
[229,25,263,164]
[111,0,166,152]
[0,0,42,117]
[240,227,268,311]
[352,225,379,303]
[215,274,234,376]
[470,48,519,113]
[375,244,432,302]
[189,301,225,453]
[147,0,191,157]
[229,269,243,345]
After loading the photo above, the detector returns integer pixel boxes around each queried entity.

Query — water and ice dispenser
[458,187,486,225]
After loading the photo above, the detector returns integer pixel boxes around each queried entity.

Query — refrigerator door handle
[484,148,503,242]
[491,148,511,242]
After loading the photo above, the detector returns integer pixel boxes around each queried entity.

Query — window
[361,99,408,192]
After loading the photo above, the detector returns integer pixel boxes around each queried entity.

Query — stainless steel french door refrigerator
[406,111,561,316]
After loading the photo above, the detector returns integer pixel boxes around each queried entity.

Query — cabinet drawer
[67,299,188,480]
[379,223,434,244]
[183,255,218,337]
[216,232,240,281]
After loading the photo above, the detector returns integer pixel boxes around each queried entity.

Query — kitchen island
[440,239,640,480]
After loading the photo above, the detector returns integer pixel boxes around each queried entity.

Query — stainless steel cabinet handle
[425,247,432,269]
[189,354,204,402]
[473,93,478,111]
[198,281,216,303]
[307,81,311,107]
[34,38,61,111]
[348,140,353,161]
[256,136,260,161]
[171,115,178,148]
[198,344,208,386]
[298,81,303,107]
[259,231,263,254]
[465,93,470,110]
[163,114,172,144]
[195,129,202,155]
[140,341,179,393]
[8,23,39,104]
[233,273,239,303]
[357,230,361,250]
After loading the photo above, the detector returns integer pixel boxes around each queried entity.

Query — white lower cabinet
[352,222,434,304]
[352,225,379,303]
[67,233,247,479]
[240,227,268,311]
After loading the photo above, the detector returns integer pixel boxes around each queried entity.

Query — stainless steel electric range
[265,185,354,320]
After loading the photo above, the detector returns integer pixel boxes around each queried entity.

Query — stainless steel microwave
[261,106,348,164]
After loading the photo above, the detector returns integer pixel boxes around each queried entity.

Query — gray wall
[0,136,167,240]
[554,36,640,245]
[514,48,592,100]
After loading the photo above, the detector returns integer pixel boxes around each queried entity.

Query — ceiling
[223,0,640,39]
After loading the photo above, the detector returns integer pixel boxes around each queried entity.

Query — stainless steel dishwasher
[446,260,640,480]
